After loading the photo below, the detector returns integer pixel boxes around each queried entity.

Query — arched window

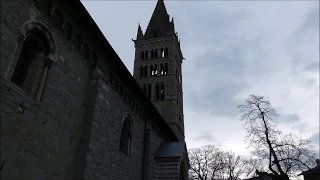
[155,49,158,58]
[160,64,164,75]
[62,22,72,39]
[151,50,154,59]
[165,47,168,57]
[49,10,63,29]
[145,50,148,60]
[161,48,164,58]
[140,51,144,60]
[154,64,158,76]
[140,66,143,77]
[119,115,132,156]
[165,63,168,75]
[11,30,54,100]
[150,65,154,76]
[155,83,160,100]
[160,84,165,100]
[147,84,152,100]
[72,34,81,49]
[144,66,147,77]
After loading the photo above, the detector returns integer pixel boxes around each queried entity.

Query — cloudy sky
[81,0,319,157]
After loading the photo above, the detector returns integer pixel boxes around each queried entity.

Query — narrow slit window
[150,65,154,76]
[142,84,146,94]
[145,50,148,60]
[119,117,132,156]
[155,49,158,58]
[144,66,148,77]
[147,84,152,100]
[160,84,164,100]
[140,66,143,77]
[160,64,164,75]
[165,63,168,75]
[154,64,158,76]
[156,83,160,100]
[165,47,168,57]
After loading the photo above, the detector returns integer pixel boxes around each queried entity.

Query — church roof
[154,142,186,158]
[143,0,175,39]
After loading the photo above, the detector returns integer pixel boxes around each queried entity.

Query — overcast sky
[81,0,319,157]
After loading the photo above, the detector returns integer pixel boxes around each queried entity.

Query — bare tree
[188,145,226,180]
[238,94,317,180]
[218,151,263,180]
[188,146,259,180]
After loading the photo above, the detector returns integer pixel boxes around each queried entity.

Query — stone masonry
[0,0,189,179]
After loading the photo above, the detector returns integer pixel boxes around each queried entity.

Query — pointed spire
[144,0,171,39]
[136,23,144,40]
[166,17,175,35]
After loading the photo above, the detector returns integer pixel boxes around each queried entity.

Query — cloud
[286,5,319,88]
[308,132,320,158]
[186,82,248,117]
[82,1,319,157]
[192,130,217,143]
[278,113,301,123]
[304,61,319,72]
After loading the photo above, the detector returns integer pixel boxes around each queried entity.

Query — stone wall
[0,0,177,179]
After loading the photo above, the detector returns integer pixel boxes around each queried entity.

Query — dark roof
[154,142,186,158]
[144,0,174,39]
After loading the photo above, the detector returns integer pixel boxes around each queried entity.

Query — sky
[81,0,319,158]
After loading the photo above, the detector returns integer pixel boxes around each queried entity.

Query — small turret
[136,23,144,40]
[166,17,175,35]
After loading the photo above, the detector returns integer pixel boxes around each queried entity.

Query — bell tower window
[160,84,165,100]
[147,84,152,100]
[155,83,160,100]
[144,66,148,77]
[145,50,148,60]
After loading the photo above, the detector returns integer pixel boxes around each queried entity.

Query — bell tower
[133,0,185,141]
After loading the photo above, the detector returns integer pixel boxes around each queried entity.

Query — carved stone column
[36,58,53,101]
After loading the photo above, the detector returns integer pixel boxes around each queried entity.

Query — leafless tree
[188,146,260,180]
[238,94,317,180]
[188,145,226,180]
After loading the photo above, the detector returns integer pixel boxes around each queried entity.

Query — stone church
[0,0,189,179]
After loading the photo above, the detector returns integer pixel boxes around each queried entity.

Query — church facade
[0,0,189,179]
